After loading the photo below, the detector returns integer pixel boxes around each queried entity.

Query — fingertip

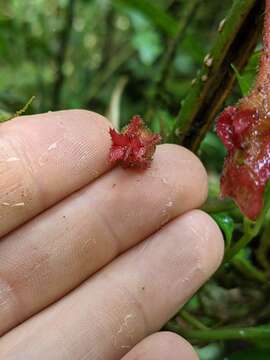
[122,331,199,360]
[178,209,225,276]
[153,144,208,211]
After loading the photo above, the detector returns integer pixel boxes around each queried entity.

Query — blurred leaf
[132,29,162,65]
[196,343,224,360]
[199,132,226,172]
[150,109,176,141]
[231,63,251,96]
[115,0,178,37]
[231,50,260,96]
[199,281,263,322]
[211,212,234,249]
[0,109,12,122]
[174,52,194,73]
[107,76,128,129]
[263,178,270,216]
[184,294,201,312]
[182,32,205,64]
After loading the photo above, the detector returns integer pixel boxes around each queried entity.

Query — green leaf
[211,213,234,249]
[232,50,260,96]
[199,132,226,172]
[196,343,224,360]
[149,109,176,140]
[132,30,162,65]
[262,178,270,217]
[0,109,12,122]
[231,63,251,96]
[115,0,178,37]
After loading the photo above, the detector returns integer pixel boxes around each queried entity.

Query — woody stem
[256,0,270,87]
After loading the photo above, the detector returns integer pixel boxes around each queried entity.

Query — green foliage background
[0,0,231,120]
[1,1,270,359]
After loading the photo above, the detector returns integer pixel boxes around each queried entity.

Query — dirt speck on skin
[48,142,58,151]
[160,197,174,226]
[161,177,168,185]
[2,202,10,206]
[2,201,25,208]
[11,202,25,207]
[6,157,20,162]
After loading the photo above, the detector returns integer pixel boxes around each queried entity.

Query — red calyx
[217,106,270,220]
[109,115,161,169]
[216,0,270,220]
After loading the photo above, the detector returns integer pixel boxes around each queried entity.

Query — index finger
[0,110,111,237]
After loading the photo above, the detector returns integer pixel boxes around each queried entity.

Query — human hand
[0,110,223,359]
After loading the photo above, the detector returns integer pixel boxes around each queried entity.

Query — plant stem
[168,0,263,151]
[146,0,201,126]
[165,322,270,341]
[255,0,270,89]
[256,220,270,271]
[224,230,253,263]
[225,183,270,263]
[180,310,209,330]
[52,0,76,110]
[201,197,235,214]
[3,96,36,122]
[100,4,116,70]
[106,76,128,129]
[15,96,35,117]
[86,47,135,107]
[232,256,268,283]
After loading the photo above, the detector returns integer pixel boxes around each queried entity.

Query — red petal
[220,157,263,220]
[109,145,126,163]
[124,115,142,137]
[109,128,129,146]
[109,116,161,169]
[216,106,237,151]
[217,107,270,219]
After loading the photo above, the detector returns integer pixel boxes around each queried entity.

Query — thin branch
[224,185,270,263]
[86,46,135,108]
[165,322,270,342]
[180,310,209,330]
[256,220,270,271]
[169,0,263,152]
[106,76,128,129]
[52,0,76,110]
[100,4,116,69]
[231,256,268,283]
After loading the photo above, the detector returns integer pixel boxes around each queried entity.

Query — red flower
[216,0,270,220]
[109,115,161,169]
[217,106,270,220]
